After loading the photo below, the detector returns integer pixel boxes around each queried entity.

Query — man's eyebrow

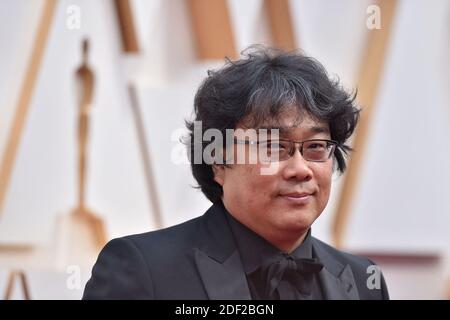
[255,126,291,133]
[306,125,330,134]
[256,125,330,135]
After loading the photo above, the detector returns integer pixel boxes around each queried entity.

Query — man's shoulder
[83,212,213,300]
[121,214,205,252]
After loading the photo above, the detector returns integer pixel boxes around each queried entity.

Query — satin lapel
[318,264,360,300]
[312,239,360,300]
[194,248,252,300]
[193,203,252,300]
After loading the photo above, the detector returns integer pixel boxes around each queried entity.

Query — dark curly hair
[186,46,360,203]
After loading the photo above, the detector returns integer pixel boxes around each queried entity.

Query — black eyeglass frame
[233,138,339,162]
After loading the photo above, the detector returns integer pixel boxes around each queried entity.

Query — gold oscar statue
[71,39,107,250]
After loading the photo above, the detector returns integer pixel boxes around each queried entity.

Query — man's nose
[281,148,313,181]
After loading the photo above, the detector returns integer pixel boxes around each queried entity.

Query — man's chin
[273,215,314,232]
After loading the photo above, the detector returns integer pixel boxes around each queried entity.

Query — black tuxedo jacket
[83,203,389,300]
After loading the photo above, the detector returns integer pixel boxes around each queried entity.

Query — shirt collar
[224,205,313,275]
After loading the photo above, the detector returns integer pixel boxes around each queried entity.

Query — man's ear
[212,164,225,186]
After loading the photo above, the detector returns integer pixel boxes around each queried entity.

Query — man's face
[214,109,334,247]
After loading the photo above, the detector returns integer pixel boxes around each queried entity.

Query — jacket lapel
[193,203,252,300]
[312,240,360,300]
[194,248,252,299]
[318,264,360,300]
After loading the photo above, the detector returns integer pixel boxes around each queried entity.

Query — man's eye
[306,143,326,150]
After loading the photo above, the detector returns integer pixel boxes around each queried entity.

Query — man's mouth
[279,191,314,204]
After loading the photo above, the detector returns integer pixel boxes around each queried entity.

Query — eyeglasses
[233,138,338,162]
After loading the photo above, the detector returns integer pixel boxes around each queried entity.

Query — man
[83,47,389,300]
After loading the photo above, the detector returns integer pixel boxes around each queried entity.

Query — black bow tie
[258,254,323,300]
